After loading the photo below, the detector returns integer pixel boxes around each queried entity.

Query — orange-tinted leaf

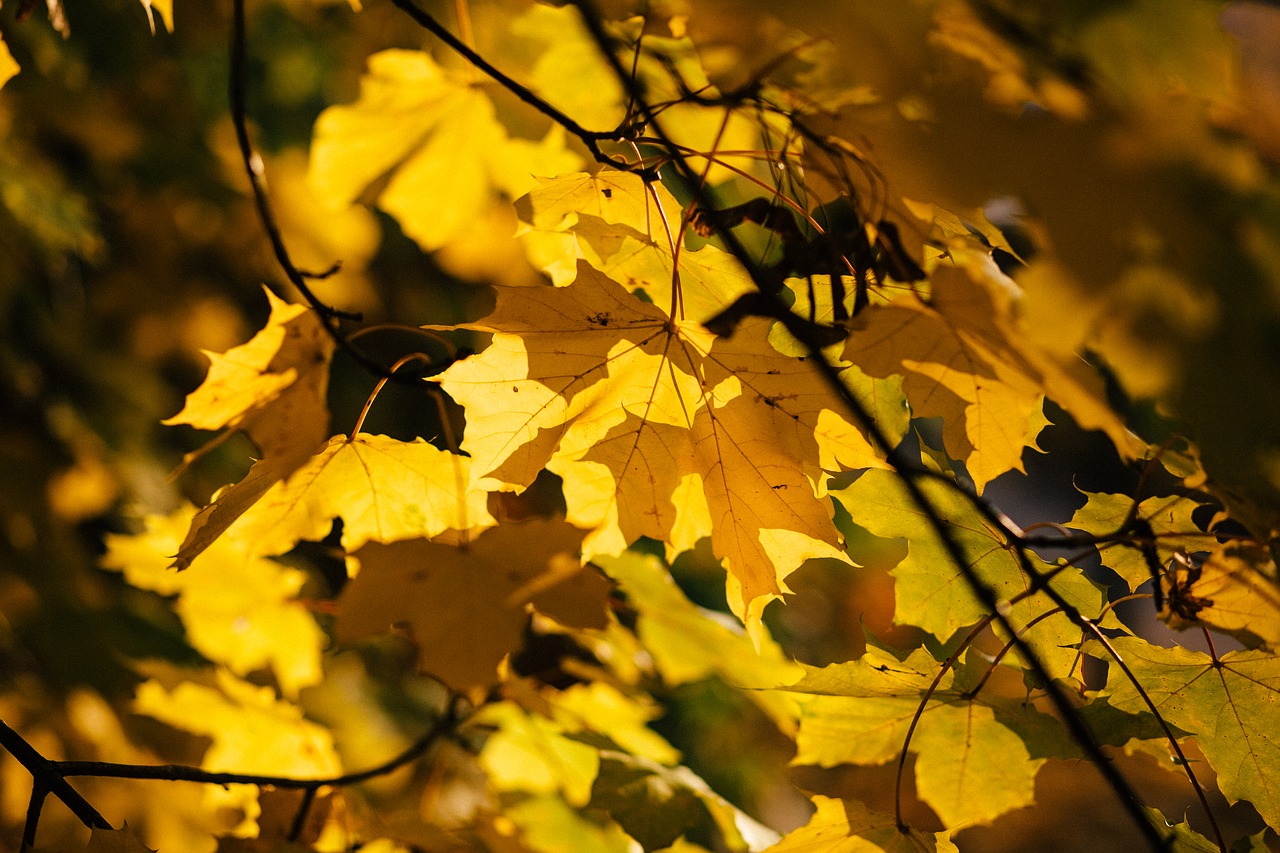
[338,519,609,691]
[434,263,876,632]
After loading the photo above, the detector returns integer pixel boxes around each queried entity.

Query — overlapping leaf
[1068,491,1210,592]
[833,469,1109,666]
[337,519,611,691]
[781,647,1067,829]
[175,433,494,568]
[434,263,879,630]
[1101,637,1280,831]
[846,260,1142,490]
[309,50,580,254]
[164,287,333,481]
[134,672,341,838]
[103,505,324,696]
[1161,542,1280,649]
[765,795,956,852]
[517,170,757,323]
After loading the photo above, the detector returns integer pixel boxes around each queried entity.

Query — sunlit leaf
[846,262,1137,490]
[175,433,495,568]
[475,701,600,807]
[0,36,18,88]
[84,824,157,853]
[1101,637,1280,831]
[782,648,1059,829]
[503,795,637,853]
[833,469,1108,659]
[764,795,955,852]
[309,50,580,254]
[103,504,324,696]
[164,287,333,481]
[595,552,801,690]
[134,671,341,837]
[1067,491,1208,592]
[1161,542,1280,649]
[434,263,876,633]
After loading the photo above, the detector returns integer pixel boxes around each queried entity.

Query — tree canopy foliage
[2,0,1280,851]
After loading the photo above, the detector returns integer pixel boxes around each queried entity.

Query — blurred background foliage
[1,0,1279,850]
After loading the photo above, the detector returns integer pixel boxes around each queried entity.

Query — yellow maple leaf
[134,672,341,837]
[174,433,495,568]
[0,36,18,89]
[165,287,333,480]
[434,263,879,634]
[517,171,757,322]
[847,260,1140,491]
[338,519,610,692]
[102,504,324,696]
[308,50,580,257]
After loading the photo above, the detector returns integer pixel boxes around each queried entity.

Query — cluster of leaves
[4,1,1280,852]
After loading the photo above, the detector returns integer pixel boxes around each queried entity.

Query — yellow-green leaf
[783,648,1053,829]
[1067,491,1207,592]
[475,702,599,807]
[833,469,1107,655]
[1162,543,1280,649]
[1101,637,1280,831]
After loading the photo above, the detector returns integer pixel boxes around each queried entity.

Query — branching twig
[0,721,113,850]
[0,696,462,848]
[565,3,1170,847]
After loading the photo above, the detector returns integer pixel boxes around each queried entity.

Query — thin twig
[58,695,462,789]
[230,0,427,387]
[565,3,1169,847]
[382,0,643,174]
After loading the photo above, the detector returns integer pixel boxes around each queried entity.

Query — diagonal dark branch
[564,3,1169,848]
